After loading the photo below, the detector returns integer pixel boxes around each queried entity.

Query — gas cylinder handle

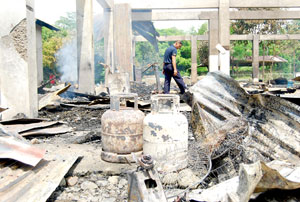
[151,94,180,113]
[110,93,138,111]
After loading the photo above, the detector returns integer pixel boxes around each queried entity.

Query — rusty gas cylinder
[143,94,188,172]
[101,93,145,163]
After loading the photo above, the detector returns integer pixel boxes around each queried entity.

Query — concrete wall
[0,0,38,119]
[0,1,26,37]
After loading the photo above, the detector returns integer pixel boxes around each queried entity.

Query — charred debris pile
[0,72,300,202]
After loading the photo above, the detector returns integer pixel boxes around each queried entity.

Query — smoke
[56,39,77,83]
[56,13,105,84]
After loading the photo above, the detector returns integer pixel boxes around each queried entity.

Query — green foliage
[231,41,252,60]
[42,12,76,80]
[42,27,65,73]
[42,12,106,84]
[195,23,209,66]
[231,8,285,35]
[55,12,76,35]
[135,41,160,68]
[94,38,105,84]
[135,27,190,73]
[158,27,186,36]
[230,10,300,79]
[135,25,211,76]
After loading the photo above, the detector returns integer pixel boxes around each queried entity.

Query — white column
[218,0,230,75]
[77,0,95,94]
[113,3,133,80]
[36,25,43,85]
[209,18,219,72]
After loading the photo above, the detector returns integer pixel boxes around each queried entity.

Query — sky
[35,0,205,32]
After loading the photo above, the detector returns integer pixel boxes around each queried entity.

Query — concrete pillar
[104,10,114,88]
[217,44,230,75]
[252,34,260,82]
[0,0,38,119]
[218,0,230,75]
[36,24,43,85]
[104,10,114,73]
[113,3,133,80]
[76,0,95,94]
[219,0,230,48]
[209,18,219,72]
[191,35,198,84]
[26,0,38,117]
[132,40,136,65]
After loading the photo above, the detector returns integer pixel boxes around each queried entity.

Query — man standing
[163,41,187,94]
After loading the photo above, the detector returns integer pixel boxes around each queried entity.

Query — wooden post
[113,3,133,80]
[191,35,198,84]
[252,35,260,82]
[104,10,114,88]
[104,10,114,72]
[77,0,95,94]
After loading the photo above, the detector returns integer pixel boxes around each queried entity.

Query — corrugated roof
[0,153,78,202]
[190,72,300,164]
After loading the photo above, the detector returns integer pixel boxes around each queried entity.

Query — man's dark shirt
[163,45,177,64]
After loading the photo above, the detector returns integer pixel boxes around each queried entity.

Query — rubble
[0,118,72,137]
[177,169,201,188]
[1,74,299,202]
[189,72,300,164]
[38,83,71,110]
[187,161,300,202]
[0,129,79,202]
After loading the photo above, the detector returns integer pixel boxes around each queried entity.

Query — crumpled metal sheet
[188,161,300,202]
[0,128,45,166]
[189,71,300,163]
[0,153,79,202]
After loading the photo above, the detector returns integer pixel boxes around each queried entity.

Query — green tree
[195,23,209,70]
[230,8,291,79]
[42,27,67,79]
[135,27,191,74]
[55,12,77,36]
[278,20,300,77]
[42,12,75,80]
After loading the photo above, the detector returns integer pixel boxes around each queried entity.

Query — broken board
[0,153,79,202]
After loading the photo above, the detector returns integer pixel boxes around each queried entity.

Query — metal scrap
[0,152,79,202]
[128,155,167,202]
[0,128,45,166]
[0,119,73,137]
[189,71,300,165]
[187,161,300,202]
[0,107,8,113]
[39,83,71,110]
